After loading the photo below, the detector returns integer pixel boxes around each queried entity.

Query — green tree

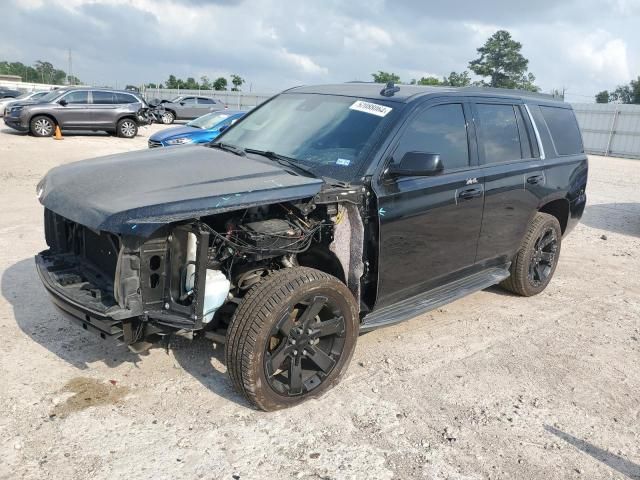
[443,71,471,87]
[416,76,442,86]
[230,74,245,91]
[184,77,199,89]
[610,84,632,103]
[595,90,610,103]
[68,75,82,85]
[469,30,539,91]
[165,75,179,89]
[200,75,212,90]
[213,77,227,91]
[629,76,640,104]
[372,71,401,83]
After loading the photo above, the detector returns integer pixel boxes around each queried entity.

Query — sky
[3,0,639,102]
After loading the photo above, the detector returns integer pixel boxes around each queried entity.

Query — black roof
[286,83,562,104]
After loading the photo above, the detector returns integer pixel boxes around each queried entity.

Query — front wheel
[117,118,138,138]
[226,267,359,411]
[160,110,175,124]
[501,212,562,296]
[30,116,55,137]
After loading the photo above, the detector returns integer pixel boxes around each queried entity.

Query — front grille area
[148,139,163,148]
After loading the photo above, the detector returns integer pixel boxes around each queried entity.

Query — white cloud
[278,49,328,76]
[568,31,630,83]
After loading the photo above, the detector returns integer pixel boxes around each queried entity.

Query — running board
[360,265,510,332]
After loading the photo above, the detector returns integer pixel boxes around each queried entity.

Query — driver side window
[61,91,89,105]
[182,97,196,104]
[394,103,469,171]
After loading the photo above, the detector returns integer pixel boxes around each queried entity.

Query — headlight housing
[165,137,193,145]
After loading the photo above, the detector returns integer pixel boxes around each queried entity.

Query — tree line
[372,30,540,92]
[145,74,246,91]
[595,78,640,104]
[0,60,81,85]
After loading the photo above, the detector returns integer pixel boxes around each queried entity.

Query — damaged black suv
[35,83,588,410]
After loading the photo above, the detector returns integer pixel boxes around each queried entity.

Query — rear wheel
[501,212,562,296]
[226,267,359,411]
[117,118,138,138]
[160,110,175,124]
[30,116,55,137]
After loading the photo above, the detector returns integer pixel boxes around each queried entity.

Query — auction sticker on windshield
[349,100,392,117]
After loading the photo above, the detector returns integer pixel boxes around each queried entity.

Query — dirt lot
[0,123,638,480]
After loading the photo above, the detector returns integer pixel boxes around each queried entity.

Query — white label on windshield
[336,158,351,166]
[349,100,392,117]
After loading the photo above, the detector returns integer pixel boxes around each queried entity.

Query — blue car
[148,110,245,148]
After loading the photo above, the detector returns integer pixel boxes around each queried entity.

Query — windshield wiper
[244,149,316,177]
[209,142,246,156]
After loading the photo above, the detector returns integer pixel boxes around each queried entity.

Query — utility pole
[68,48,73,85]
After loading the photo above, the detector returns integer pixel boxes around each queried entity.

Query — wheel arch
[29,112,58,127]
[296,245,346,285]
[538,198,570,234]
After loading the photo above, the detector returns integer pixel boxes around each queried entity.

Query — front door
[375,101,485,308]
[55,90,91,128]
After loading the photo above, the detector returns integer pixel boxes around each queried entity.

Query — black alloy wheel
[528,227,558,287]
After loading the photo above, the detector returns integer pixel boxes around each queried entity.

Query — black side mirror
[219,125,229,133]
[58,99,68,106]
[388,151,443,177]
[180,102,185,106]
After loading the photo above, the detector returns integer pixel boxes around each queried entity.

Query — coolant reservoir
[203,270,230,324]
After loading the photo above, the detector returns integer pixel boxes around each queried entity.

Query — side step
[360,265,510,332]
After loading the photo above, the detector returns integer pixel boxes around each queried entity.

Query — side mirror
[180,102,185,106]
[58,99,68,106]
[218,125,229,133]
[387,152,443,177]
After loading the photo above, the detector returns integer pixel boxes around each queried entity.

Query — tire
[30,116,55,137]
[500,212,562,296]
[160,110,175,124]
[226,267,359,411]
[117,118,138,138]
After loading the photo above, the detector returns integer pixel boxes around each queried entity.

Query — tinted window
[92,91,115,104]
[115,93,137,104]
[198,97,215,104]
[394,103,469,171]
[514,106,533,158]
[540,106,583,156]
[62,91,88,104]
[182,97,196,104]
[477,104,522,163]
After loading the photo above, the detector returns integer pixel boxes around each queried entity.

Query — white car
[0,90,48,116]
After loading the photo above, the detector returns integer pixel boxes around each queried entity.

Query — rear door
[472,100,545,265]
[176,97,198,119]
[56,90,91,128]
[375,100,485,307]
[90,90,117,128]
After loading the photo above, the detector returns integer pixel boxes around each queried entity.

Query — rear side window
[115,93,137,104]
[539,106,583,156]
[394,103,470,171]
[476,104,522,164]
[92,91,115,104]
[198,97,215,104]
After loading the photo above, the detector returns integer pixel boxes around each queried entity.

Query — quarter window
[115,93,137,104]
[61,91,88,104]
[394,103,470,171]
[198,97,215,104]
[539,106,583,156]
[476,104,522,164]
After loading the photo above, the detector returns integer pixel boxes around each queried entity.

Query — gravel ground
[0,124,639,480]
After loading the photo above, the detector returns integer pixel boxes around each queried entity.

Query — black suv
[4,87,146,138]
[35,83,587,410]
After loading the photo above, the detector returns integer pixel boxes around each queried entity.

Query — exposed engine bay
[37,188,374,349]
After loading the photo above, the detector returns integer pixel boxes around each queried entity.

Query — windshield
[218,93,396,182]
[188,112,232,129]
[37,90,64,103]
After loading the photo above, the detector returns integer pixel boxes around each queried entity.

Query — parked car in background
[4,87,147,138]
[148,110,246,148]
[0,87,21,98]
[156,95,226,124]
[0,90,48,116]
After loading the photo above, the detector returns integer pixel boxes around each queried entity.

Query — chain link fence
[140,87,272,110]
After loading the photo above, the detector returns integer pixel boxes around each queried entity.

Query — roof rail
[459,86,561,101]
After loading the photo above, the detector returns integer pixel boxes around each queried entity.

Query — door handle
[458,187,483,200]
[526,174,544,185]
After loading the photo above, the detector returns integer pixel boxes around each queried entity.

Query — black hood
[38,145,324,237]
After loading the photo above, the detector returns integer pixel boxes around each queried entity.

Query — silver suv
[3,87,146,138]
